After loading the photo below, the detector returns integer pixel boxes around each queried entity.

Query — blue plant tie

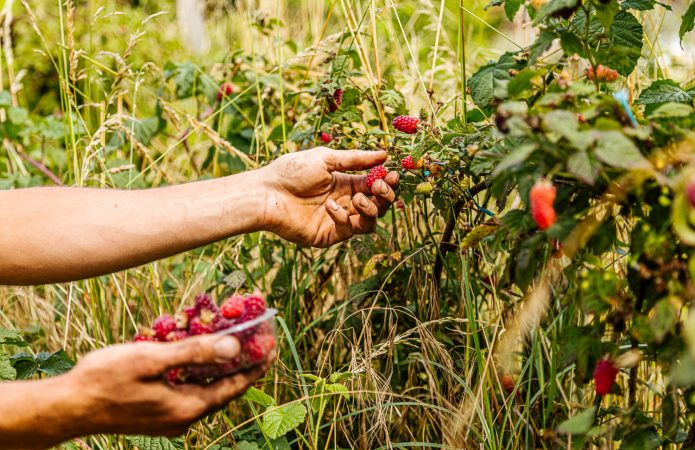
[466,189,495,217]
[614,90,639,128]
[423,169,431,177]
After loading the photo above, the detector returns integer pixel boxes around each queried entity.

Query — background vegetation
[1,0,695,448]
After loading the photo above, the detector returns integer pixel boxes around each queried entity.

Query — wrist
[250,164,284,234]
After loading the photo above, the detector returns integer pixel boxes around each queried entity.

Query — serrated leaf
[243,386,275,407]
[620,429,661,449]
[636,79,692,106]
[8,107,28,125]
[379,89,404,109]
[0,328,27,346]
[468,53,520,108]
[557,407,596,435]
[680,1,695,44]
[326,382,350,400]
[10,353,37,380]
[37,350,75,376]
[0,354,17,381]
[601,11,643,76]
[125,435,184,450]
[593,131,650,170]
[261,403,307,439]
[236,442,260,450]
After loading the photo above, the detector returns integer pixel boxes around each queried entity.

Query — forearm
[0,376,85,449]
[0,169,270,285]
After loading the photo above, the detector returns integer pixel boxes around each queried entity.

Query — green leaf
[493,143,536,176]
[236,442,260,450]
[8,106,28,125]
[535,0,578,22]
[619,429,661,449]
[326,382,350,400]
[636,79,692,106]
[593,131,650,170]
[0,91,11,106]
[621,0,671,11]
[243,386,275,408]
[557,407,596,435]
[468,53,520,108]
[37,350,75,376]
[10,353,37,379]
[528,29,557,64]
[505,0,523,20]
[261,403,307,439]
[603,11,644,76]
[560,31,584,55]
[125,436,185,450]
[0,354,17,381]
[680,1,695,44]
[0,328,27,346]
[379,89,404,109]
[647,102,694,119]
[507,69,538,97]
[568,150,600,185]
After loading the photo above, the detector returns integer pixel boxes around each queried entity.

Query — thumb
[323,149,387,172]
[152,335,241,373]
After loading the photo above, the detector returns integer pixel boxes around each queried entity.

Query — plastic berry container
[170,308,278,384]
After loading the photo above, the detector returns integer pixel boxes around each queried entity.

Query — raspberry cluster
[134,291,276,384]
[530,179,557,230]
[586,65,618,83]
[401,155,415,170]
[393,115,420,134]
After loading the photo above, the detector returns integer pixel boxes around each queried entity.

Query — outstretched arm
[0,148,397,285]
[0,335,272,449]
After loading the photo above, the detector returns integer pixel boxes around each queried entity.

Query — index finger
[324,149,387,172]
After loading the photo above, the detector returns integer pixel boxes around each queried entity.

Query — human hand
[67,334,273,438]
[260,148,399,247]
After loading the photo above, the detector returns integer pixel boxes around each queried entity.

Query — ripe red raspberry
[133,328,156,342]
[165,330,189,342]
[221,294,245,319]
[587,65,618,83]
[320,132,333,143]
[530,180,557,230]
[401,155,415,170]
[365,165,388,188]
[244,333,276,363]
[152,314,176,340]
[217,82,234,101]
[329,89,343,112]
[189,317,216,335]
[393,115,420,134]
[240,292,267,322]
[594,358,619,395]
[194,293,217,312]
[577,114,586,124]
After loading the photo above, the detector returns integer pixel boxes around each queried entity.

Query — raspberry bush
[2,0,695,448]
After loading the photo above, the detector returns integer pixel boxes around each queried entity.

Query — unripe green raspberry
[416,182,434,195]
[419,108,429,121]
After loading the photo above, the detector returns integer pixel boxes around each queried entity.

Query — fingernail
[359,194,369,207]
[328,199,340,211]
[380,181,390,195]
[214,336,240,362]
